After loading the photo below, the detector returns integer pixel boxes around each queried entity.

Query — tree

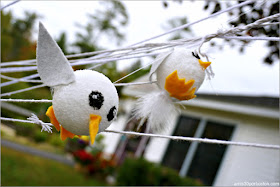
[73,0,128,53]
[203,0,279,64]
[162,17,192,40]
[162,0,279,64]
[1,11,40,61]
[56,32,69,55]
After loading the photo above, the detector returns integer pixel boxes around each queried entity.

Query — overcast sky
[2,0,279,97]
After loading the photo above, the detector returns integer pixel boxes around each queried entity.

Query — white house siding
[214,120,280,186]
[133,99,279,186]
[101,94,279,185]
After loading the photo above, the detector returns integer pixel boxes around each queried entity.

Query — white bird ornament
[134,48,211,132]
[36,23,119,144]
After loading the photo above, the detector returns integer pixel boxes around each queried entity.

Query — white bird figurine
[134,48,211,132]
[36,23,119,144]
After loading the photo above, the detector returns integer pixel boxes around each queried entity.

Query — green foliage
[73,23,98,53]
[49,133,65,147]
[93,134,106,152]
[1,147,106,186]
[1,11,40,61]
[95,61,121,83]
[163,17,192,40]
[203,0,279,64]
[1,10,51,120]
[70,134,116,180]
[15,122,36,137]
[73,0,129,53]
[65,137,88,153]
[56,32,69,55]
[163,1,279,64]
[33,130,49,143]
[116,157,203,186]
[90,0,128,45]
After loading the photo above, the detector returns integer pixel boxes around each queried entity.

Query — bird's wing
[149,48,174,81]
[37,22,75,87]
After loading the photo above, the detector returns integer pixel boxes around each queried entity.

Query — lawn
[1,147,106,186]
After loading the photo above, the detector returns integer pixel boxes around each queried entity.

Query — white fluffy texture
[156,47,206,95]
[37,22,75,87]
[133,90,178,132]
[52,70,119,135]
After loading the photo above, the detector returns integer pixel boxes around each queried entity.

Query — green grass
[1,147,106,186]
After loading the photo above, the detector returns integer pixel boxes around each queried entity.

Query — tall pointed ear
[36,22,75,87]
[149,48,174,81]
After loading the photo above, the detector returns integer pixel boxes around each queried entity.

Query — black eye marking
[107,106,117,122]
[89,91,104,110]
[192,51,200,59]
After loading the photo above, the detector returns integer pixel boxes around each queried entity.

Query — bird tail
[133,90,178,132]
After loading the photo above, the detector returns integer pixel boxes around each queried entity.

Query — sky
[1,0,279,97]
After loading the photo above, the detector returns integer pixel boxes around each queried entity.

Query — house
[101,73,279,186]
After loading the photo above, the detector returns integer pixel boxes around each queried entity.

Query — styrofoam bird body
[135,47,211,132]
[36,22,119,144]
[156,48,206,96]
[53,70,118,135]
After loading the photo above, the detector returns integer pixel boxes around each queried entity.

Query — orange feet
[46,105,75,141]
[60,126,75,141]
[46,106,60,131]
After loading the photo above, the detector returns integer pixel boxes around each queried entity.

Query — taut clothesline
[1,116,279,150]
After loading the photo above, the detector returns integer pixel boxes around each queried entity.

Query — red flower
[74,150,93,161]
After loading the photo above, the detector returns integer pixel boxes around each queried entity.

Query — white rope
[1,84,46,97]
[197,13,280,76]
[0,0,21,11]
[1,1,278,152]
[104,130,280,150]
[1,116,278,150]
[197,13,280,46]
[0,52,158,73]
[0,0,257,69]
[114,62,153,83]
[1,13,279,96]
[0,74,40,87]
[0,81,156,97]
[130,0,256,46]
[1,99,52,103]
[1,116,53,133]
[1,16,278,74]
[218,36,280,41]
[114,81,156,87]
[0,74,42,83]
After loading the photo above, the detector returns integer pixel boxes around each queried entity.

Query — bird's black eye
[89,91,104,110]
[192,52,200,59]
[107,106,117,121]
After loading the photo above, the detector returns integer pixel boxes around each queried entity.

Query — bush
[116,157,202,186]
[15,122,36,137]
[33,130,48,143]
[49,134,65,147]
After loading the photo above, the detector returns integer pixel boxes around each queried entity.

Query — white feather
[133,90,178,132]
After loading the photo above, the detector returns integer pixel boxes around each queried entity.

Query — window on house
[161,116,199,171]
[161,115,235,186]
[114,117,149,164]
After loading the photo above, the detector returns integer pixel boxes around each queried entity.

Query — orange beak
[199,59,211,69]
[89,114,102,145]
